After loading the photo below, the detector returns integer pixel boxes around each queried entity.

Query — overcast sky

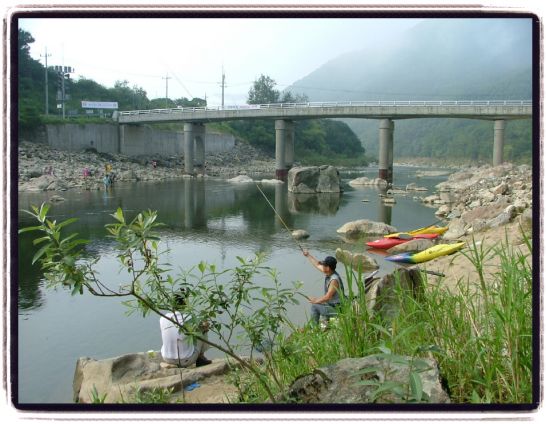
[19,17,422,107]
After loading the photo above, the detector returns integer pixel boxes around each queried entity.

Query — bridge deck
[117,100,532,124]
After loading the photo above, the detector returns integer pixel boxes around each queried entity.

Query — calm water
[16,165,449,403]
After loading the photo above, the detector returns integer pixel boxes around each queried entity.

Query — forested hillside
[289,18,534,163]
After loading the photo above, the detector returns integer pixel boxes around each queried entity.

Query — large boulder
[365,268,425,321]
[335,248,379,271]
[73,351,239,404]
[337,219,396,237]
[288,166,341,193]
[284,355,450,403]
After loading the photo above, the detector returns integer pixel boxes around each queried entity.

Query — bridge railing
[118,100,532,116]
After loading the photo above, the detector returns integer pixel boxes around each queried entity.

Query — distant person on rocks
[159,290,212,368]
[83,167,90,178]
[103,163,115,186]
[152,160,157,169]
[302,250,345,325]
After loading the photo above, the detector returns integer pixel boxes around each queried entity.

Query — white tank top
[159,312,195,360]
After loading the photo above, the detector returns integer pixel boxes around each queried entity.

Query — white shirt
[159,311,195,360]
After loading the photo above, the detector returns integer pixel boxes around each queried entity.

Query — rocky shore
[411,162,533,292]
[17,140,275,192]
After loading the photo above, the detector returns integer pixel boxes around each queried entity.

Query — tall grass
[233,230,533,404]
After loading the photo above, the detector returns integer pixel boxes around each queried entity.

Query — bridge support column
[275,120,288,181]
[493,120,506,166]
[194,123,206,175]
[379,119,394,184]
[285,120,295,169]
[184,123,195,175]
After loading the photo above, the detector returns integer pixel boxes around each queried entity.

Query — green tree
[18,29,45,131]
[248,75,280,104]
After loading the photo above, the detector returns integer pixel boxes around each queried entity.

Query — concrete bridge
[116,100,532,181]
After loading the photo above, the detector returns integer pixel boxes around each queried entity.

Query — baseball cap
[319,256,337,269]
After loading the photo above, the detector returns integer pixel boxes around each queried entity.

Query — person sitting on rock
[302,250,345,325]
[159,289,212,368]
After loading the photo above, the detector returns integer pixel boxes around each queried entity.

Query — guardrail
[118,100,532,116]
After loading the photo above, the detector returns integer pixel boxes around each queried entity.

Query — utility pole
[40,47,52,115]
[162,74,171,108]
[220,67,226,108]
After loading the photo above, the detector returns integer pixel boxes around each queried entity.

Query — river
[16,165,450,404]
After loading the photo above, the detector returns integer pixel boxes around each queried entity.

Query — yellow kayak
[385,224,448,238]
[410,242,465,263]
[386,242,465,264]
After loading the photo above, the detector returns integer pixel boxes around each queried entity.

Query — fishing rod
[255,183,306,253]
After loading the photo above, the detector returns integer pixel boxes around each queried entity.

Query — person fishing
[159,289,212,368]
[303,250,345,325]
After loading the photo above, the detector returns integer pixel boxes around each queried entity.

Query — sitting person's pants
[161,335,209,367]
[310,303,339,324]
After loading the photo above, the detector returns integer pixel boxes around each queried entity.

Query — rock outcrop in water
[337,219,396,237]
[288,166,342,193]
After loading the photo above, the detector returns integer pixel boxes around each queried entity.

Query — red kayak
[366,233,438,250]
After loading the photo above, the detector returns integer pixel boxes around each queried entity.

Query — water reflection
[288,192,341,215]
[377,187,393,225]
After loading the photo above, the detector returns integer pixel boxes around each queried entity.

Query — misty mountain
[287,18,533,161]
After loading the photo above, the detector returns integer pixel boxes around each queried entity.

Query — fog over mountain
[287,18,533,160]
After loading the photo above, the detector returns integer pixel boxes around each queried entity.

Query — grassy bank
[232,231,533,404]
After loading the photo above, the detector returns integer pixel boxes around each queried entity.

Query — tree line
[18,29,366,164]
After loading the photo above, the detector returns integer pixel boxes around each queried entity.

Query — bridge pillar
[275,120,288,180]
[379,119,394,183]
[194,123,206,175]
[184,123,195,174]
[493,120,506,166]
[285,120,295,169]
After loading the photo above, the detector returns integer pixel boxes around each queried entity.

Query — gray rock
[49,195,66,203]
[386,238,435,254]
[479,190,495,203]
[443,219,467,240]
[435,205,450,217]
[349,177,388,188]
[285,355,450,404]
[227,175,253,183]
[406,182,428,191]
[423,194,440,204]
[492,182,509,195]
[335,248,379,271]
[73,351,239,404]
[288,166,341,193]
[487,210,513,228]
[336,219,396,237]
[292,229,310,240]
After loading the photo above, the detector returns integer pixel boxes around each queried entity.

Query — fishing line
[255,183,305,253]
